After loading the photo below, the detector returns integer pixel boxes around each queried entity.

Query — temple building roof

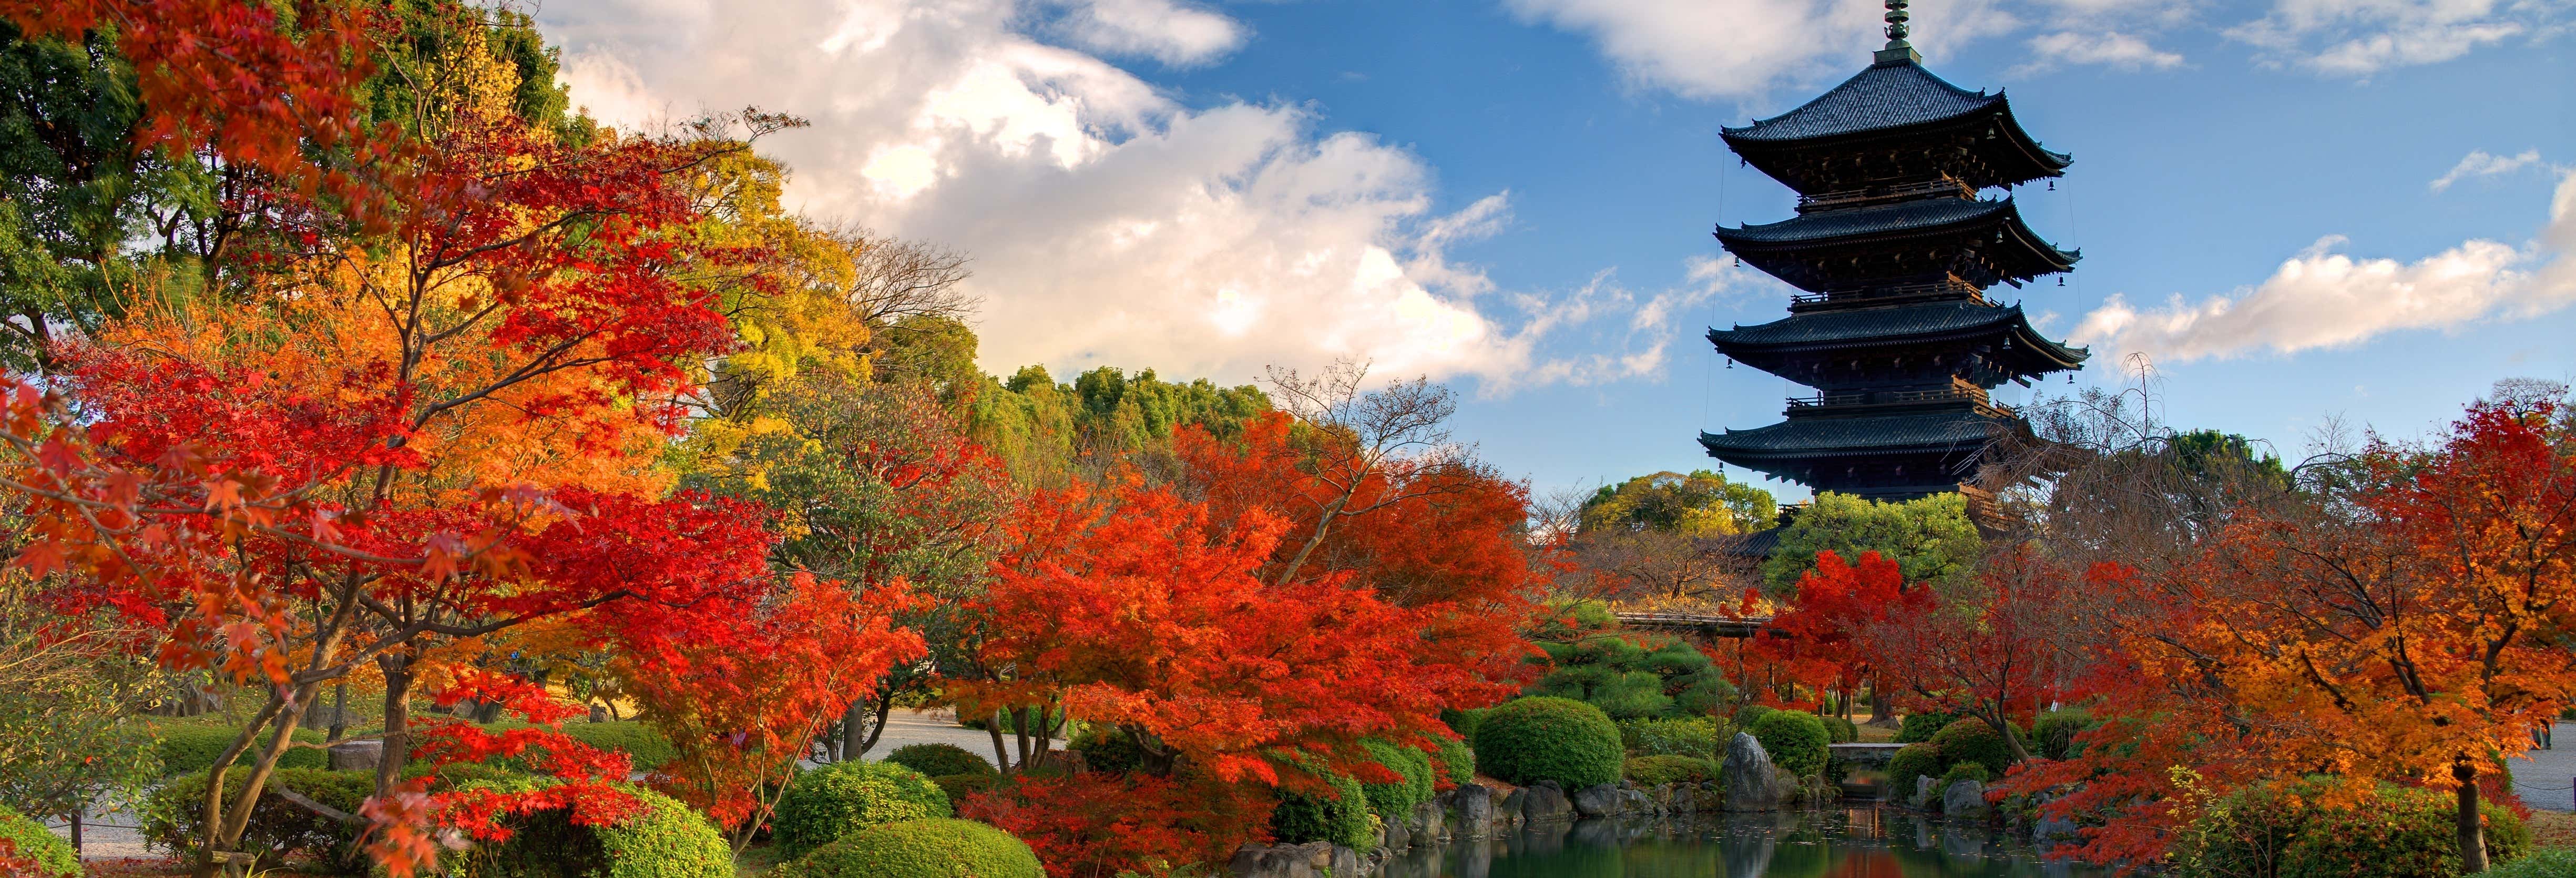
[1699,408,2018,460]
[1708,301,2089,370]
[1719,59,2070,193]
[1714,197,2078,291]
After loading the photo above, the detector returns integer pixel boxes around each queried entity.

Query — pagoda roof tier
[1708,301,2088,376]
[1714,197,2077,292]
[1699,407,2018,461]
[1721,59,2070,193]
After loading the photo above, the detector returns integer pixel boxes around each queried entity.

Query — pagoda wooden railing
[1785,377,1998,414]
[1788,277,1984,311]
[1796,176,1975,212]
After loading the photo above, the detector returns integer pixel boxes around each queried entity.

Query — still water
[1378,809,2110,878]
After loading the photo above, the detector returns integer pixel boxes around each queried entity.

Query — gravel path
[2510,721,2576,812]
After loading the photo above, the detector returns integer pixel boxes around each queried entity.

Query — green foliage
[1471,697,1624,790]
[143,768,374,872]
[1936,762,1992,801]
[773,818,1042,878]
[1356,741,1434,820]
[2486,848,2576,878]
[1617,716,1720,759]
[151,724,328,777]
[884,743,993,779]
[1069,723,1146,775]
[447,781,731,878]
[1527,633,1732,720]
[1761,492,1980,592]
[1580,470,1776,536]
[1269,771,1372,850]
[2174,782,2529,878]
[1885,743,1938,791]
[2032,709,2094,761]
[1927,718,2020,777]
[969,364,1270,484]
[929,773,995,806]
[1821,716,1859,743]
[0,575,162,819]
[560,720,678,771]
[1440,707,1487,743]
[0,804,77,878]
[1732,703,1775,729]
[1622,756,1718,787]
[1747,710,1831,779]
[1893,711,1957,744]
[772,760,953,857]
[1435,737,1475,787]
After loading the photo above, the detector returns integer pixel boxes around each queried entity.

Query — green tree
[1760,492,1979,593]
[1580,470,1775,536]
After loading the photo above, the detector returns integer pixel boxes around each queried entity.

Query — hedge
[1822,716,1859,743]
[0,805,77,878]
[2487,848,2576,878]
[1436,737,1475,787]
[2176,781,2530,878]
[1069,724,1144,775]
[1471,697,1623,790]
[1894,711,1958,744]
[1357,740,1434,820]
[445,781,731,878]
[1617,716,1719,759]
[1885,743,1938,794]
[772,760,952,857]
[773,818,1042,878]
[1748,710,1830,779]
[931,772,996,805]
[143,768,375,872]
[1927,718,2020,777]
[1623,755,1718,787]
[885,743,993,779]
[154,725,328,776]
[1269,771,1371,850]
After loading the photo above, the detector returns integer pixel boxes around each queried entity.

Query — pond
[1377,808,2110,878]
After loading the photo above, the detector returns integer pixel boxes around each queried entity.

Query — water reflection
[1377,809,2106,877]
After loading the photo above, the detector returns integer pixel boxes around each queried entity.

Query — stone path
[2510,721,2576,812]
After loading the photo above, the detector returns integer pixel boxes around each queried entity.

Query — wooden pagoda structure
[1699,1,2087,508]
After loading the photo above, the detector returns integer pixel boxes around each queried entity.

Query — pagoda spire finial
[1874,0,1923,65]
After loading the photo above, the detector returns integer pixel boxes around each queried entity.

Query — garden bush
[1617,716,1719,759]
[1527,634,1732,720]
[1069,723,1144,775]
[2487,848,2576,878]
[931,772,995,804]
[1622,755,1718,787]
[1732,703,1776,730]
[143,768,374,872]
[1893,711,1958,744]
[1884,743,1938,793]
[773,818,1042,878]
[0,804,77,878]
[1357,740,1434,820]
[1747,709,1830,779]
[772,760,953,856]
[559,720,677,770]
[1935,761,1992,798]
[1822,716,1859,743]
[446,781,731,878]
[1470,697,1623,790]
[2032,709,2093,761]
[1442,707,1487,743]
[1269,771,1372,850]
[1436,736,1475,787]
[152,724,328,775]
[885,742,993,778]
[1927,717,2020,777]
[2175,781,2529,878]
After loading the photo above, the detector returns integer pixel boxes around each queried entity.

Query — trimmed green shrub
[1747,710,1830,779]
[1822,716,1859,743]
[2175,781,2530,878]
[1623,756,1718,787]
[0,805,77,878]
[1069,723,1144,775]
[772,760,952,857]
[885,743,993,779]
[152,724,328,775]
[1356,741,1434,820]
[1471,697,1624,790]
[1893,711,1957,743]
[930,773,995,805]
[1442,707,1487,744]
[1885,743,1938,792]
[774,818,1041,878]
[2032,709,2093,761]
[410,762,526,789]
[1617,716,1719,759]
[1733,703,1776,730]
[1527,634,1733,720]
[1436,736,1475,786]
[2487,848,2576,878]
[1927,717,2020,777]
[1269,772,1371,850]
[559,720,677,771]
[143,768,375,872]
[447,781,731,878]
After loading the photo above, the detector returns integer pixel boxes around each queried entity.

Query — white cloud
[540,0,1674,392]
[2430,148,2546,192]
[2224,0,2551,75]
[2070,169,2576,364]
[1500,256,1787,391]
[2015,30,2187,73]
[1496,0,2020,100]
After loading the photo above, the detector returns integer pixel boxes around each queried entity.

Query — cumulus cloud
[2430,149,2547,192]
[1500,256,1788,391]
[539,0,1681,392]
[2224,0,2553,75]
[2069,169,2576,364]
[1497,0,2019,100]
[2014,31,2187,73]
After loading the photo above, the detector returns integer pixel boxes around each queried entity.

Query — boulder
[1522,781,1575,822]
[328,739,383,773]
[1404,797,1445,846]
[1721,733,1788,811]
[1910,775,1939,809]
[1382,817,1407,851]
[1450,784,1497,840]
[1943,779,1990,819]
[1226,841,1365,878]
[1571,783,1624,818]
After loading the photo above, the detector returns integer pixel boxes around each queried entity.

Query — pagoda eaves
[1721,58,2070,194]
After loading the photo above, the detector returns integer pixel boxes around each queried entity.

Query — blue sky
[536,0,2575,501]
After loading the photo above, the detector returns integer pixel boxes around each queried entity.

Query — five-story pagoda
[1699,1,2087,509]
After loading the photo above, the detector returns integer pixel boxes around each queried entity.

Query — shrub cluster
[1435,737,1475,787]
[772,760,953,857]
[1623,755,1718,787]
[1356,740,1434,820]
[1470,697,1624,790]
[885,743,994,779]
[143,768,375,872]
[1747,709,1830,779]
[2174,781,2529,878]
[1885,742,1938,793]
[1617,716,1719,759]
[1069,724,1145,775]
[0,805,78,878]
[1821,716,1859,743]
[1893,711,1958,744]
[1526,634,1732,720]
[152,725,329,776]
[445,781,731,878]
[2031,709,2094,761]
[931,773,996,804]
[2487,848,2576,878]
[772,818,1042,878]
[1268,771,1371,850]
[1935,762,1992,800]
[557,720,677,771]
[1926,718,2020,778]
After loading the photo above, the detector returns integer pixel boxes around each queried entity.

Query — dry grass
[2527,809,2576,849]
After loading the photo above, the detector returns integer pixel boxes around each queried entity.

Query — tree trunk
[2457,756,2490,873]
[375,654,414,797]
[325,683,349,743]
[984,711,1014,777]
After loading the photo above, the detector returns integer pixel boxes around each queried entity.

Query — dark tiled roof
[1709,302,2091,365]
[1699,410,2016,457]
[1719,197,2007,245]
[1725,60,2003,142]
